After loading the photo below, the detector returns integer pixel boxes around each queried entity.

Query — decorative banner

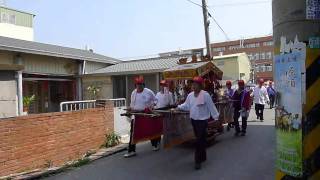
[275,52,303,177]
[306,0,320,20]
[132,115,163,144]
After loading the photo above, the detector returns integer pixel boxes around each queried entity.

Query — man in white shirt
[124,76,157,158]
[253,79,270,121]
[177,76,219,170]
[155,80,174,109]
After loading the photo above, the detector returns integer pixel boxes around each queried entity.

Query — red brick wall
[0,106,114,177]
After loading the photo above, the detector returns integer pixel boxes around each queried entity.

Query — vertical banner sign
[275,52,303,177]
[306,0,320,20]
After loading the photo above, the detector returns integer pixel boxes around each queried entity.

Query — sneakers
[124,151,136,158]
[153,146,160,151]
[195,163,201,170]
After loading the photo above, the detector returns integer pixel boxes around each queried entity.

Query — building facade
[213,53,251,84]
[156,36,274,82]
[0,6,34,41]
[211,36,274,81]
[0,36,118,118]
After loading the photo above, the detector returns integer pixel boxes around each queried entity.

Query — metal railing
[60,100,96,112]
[103,98,126,108]
[60,98,126,112]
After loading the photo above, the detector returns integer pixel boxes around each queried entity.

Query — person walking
[176,76,219,170]
[253,79,270,121]
[155,80,174,109]
[232,80,252,136]
[224,80,235,131]
[124,76,158,158]
[267,81,276,109]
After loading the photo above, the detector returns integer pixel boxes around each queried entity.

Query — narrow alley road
[46,108,275,180]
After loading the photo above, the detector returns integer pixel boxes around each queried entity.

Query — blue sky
[7,0,272,59]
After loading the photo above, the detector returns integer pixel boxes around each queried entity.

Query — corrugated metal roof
[91,53,247,76]
[0,6,36,16]
[92,56,180,75]
[0,36,120,64]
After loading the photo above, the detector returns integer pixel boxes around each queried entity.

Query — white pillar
[125,75,129,106]
[17,71,23,115]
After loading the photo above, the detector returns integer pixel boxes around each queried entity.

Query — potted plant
[87,85,100,100]
[23,95,35,114]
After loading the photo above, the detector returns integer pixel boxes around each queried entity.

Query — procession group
[124,75,276,170]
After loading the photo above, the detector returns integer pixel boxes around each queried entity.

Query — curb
[1,144,127,180]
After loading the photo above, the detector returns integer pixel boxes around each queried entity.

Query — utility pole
[201,0,212,58]
[273,0,320,179]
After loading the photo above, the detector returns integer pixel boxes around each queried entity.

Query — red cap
[238,80,245,86]
[160,80,167,86]
[134,76,144,84]
[193,76,204,84]
[226,80,232,86]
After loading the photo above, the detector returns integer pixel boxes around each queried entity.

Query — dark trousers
[269,95,275,108]
[191,119,208,164]
[255,104,265,120]
[233,109,248,133]
[128,120,161,152]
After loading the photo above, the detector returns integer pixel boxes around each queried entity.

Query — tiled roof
[0,36,120,64]
[92,56,181,75]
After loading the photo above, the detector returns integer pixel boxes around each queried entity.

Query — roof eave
[87,68,167,76]
[0,45,119,64]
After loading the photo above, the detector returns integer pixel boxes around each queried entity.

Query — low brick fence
[0,106,114,177]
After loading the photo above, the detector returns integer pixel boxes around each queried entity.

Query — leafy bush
[104,132,120,148]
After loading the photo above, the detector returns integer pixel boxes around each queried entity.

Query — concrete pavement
[45,108,276,180]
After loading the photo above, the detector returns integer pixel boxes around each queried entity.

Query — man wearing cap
[232,80,252,136]
[267,81,276,109]
[155,80,174,109]
[253,79,270,121]
[177,76,219,170]
[124,76,157,158]
[224,80,235,131]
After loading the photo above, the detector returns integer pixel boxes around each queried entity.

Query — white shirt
[253,86,270,105]
[177,91,219,120]
[130,88,155,111]
[155,91,174,109]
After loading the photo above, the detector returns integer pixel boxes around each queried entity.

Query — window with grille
[266,52,272,59]
[1,12,8,23]
[255,53,260,60]
[217,61,225,66]
[263,41,273,46]
[9,14,16,24]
